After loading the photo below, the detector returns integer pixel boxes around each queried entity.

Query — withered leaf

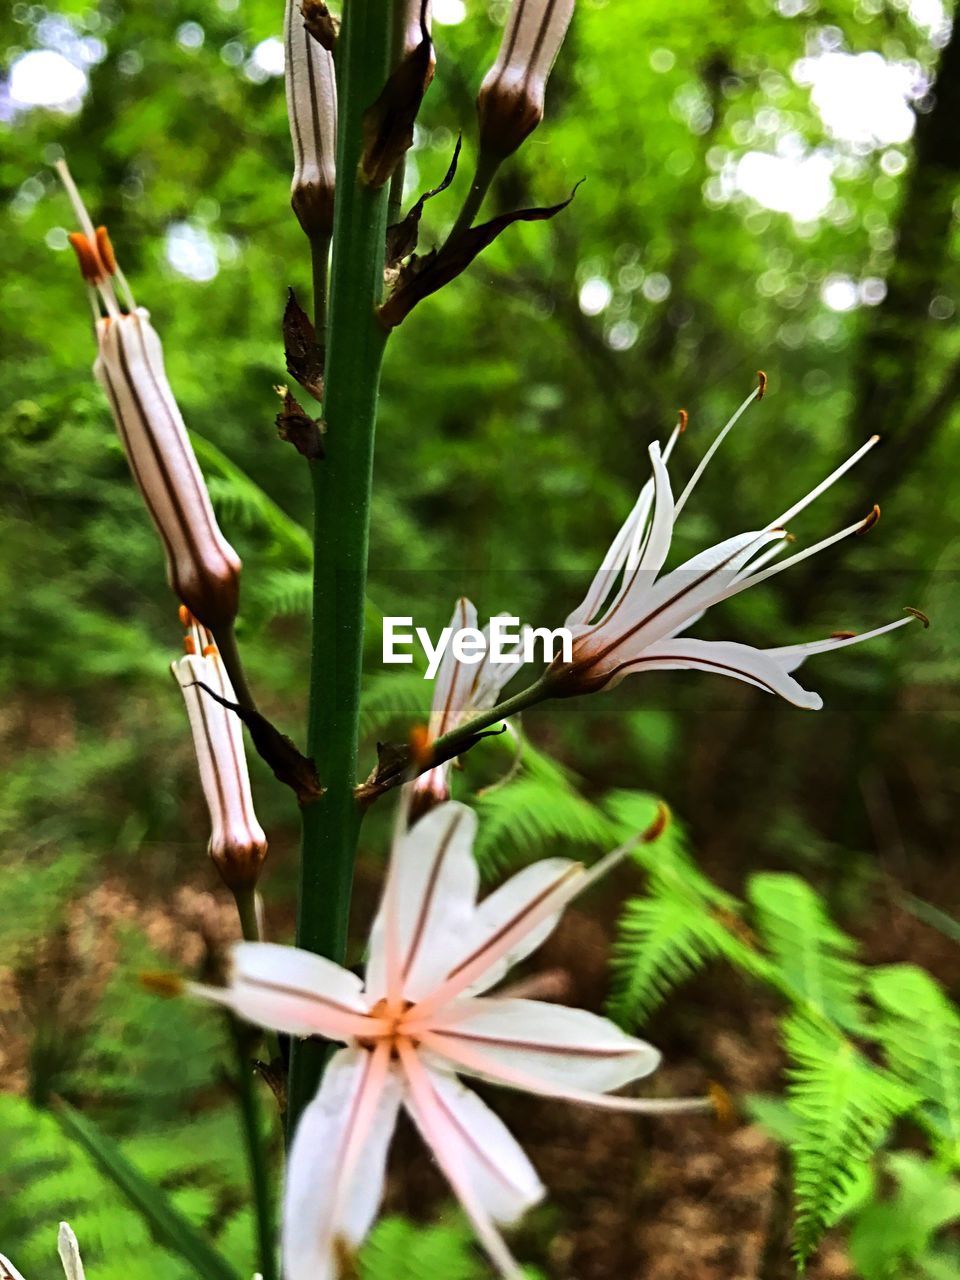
[192,681,325,806]
[283,288,324,403]
[300,0,338,50]
[378,181,583,329]
[360,0,433,189]
[254,1058,288,1113]
[386,134,462,269]
[275,385,325,460]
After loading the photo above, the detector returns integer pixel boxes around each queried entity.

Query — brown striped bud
[477,0,575,159]
[56,162,242,628]
[173,613,268,890]
[284,0,337,238]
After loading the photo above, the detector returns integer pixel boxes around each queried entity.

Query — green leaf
[868,964,960,1166]
[749,873,865,1031]
[53,1102,242,1280]
[784,1015,918,1266]
[849,1154,960,1280]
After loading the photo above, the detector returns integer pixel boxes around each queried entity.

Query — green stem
[230,887,277,1280]
[211,623,257,712]
[443,148,501,246]
[287,0,393,1138]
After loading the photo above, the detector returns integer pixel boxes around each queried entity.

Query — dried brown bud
[285,0,337,237]
[283,288,325,402]
[477,0,575,159]
[301,0,338,50]
[275,384,325,460]
[360,1,434,188]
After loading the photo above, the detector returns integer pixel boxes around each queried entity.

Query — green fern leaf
[358,672,431,740]
[473,776,614,875]
[749,874,865,1031]
[784,1014,918,1266]
[360,1215,486,1280]
[868,965,960,1167]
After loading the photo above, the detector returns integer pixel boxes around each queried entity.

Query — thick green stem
[287,0,393,1137]
[310,232,330,346]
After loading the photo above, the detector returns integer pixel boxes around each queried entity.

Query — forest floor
[3,848,960,1280]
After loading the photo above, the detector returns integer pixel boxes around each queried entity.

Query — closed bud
[284,0,337,238]
[173,611,268,890]
[398,0,435,86]
[477,0,575,159]
[56,162,241,628]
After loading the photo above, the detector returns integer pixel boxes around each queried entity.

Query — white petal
[403,1057,544,1225]
[284,1047,402,1280]
[611,636,823,709]
[766,615,916,672]
[0,1254,27,1280]
[365,802,480,1003]
[424,998,660,1094]
[628,441,675,576]
[427,598,480,738]
[192,941,373,1040]
[448,858,579,996]
[57,1225,85,1280]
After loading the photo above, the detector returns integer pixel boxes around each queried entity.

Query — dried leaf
[379,182,582,329]
[283,288,324,402]
[275,385,325,460]
[360,0,433,189]
[300,0,338,50]
[386,134,462,268]
[192,681,324,805]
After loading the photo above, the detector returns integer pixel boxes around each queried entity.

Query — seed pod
[284,0,337,238]
[477,0,575,159]
[56,161,242,628]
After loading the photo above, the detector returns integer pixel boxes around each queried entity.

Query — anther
[904,606,931,628]
[641,802,670,844]
[829,631,858,640]
[178,604,193,627]
[202,643,218,657]
[677,408,688,433]
[67,232,102,283]
[139,970,185,998]
[183,635,197,655]
[757,370,767,399]
[708,1082,736,1127]
[857,504,881,534]
[95,226,117,274]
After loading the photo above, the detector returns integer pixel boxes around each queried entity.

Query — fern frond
[784,1014,918,1266]
[360,1215,486,1280]
[190,433,312,563]
[610,892,725,1023]
[251,567,313,618]
[473,776,614,875]
[749,874,865,1031]
[359,672,431,740]
[868,965,960,1167]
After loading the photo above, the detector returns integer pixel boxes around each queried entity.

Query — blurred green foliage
[3,0,960,1276]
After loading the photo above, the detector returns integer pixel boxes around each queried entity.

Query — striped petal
[284,1047,402,1280]
[57,1226,85,1280]
[192,941,376,1041]
[423,998,660,1094]
[607,636,824,708]
[0,1254,27,1280]
[284,0,336,237]
[365,802,480,1004]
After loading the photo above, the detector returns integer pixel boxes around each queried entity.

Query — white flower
[1,1223,85,1280]
[55,161,242,628]
[192,799,705,1279]
[172,607,268,889]
[412,597,530,812]
[549,381,922,707]
[284,0,337,238]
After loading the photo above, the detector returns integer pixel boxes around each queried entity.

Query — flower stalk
[288,0,394,1138]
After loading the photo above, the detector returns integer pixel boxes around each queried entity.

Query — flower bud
[284,0,337,238]
[398,0,435,86]
[56,162,242,628]
[477,0,575,159]
[173,610,268,890]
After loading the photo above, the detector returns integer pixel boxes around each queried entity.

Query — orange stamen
[178,604,193,627]
[409,723,432,767]
[95,225,117,274]
[677,408,688,433]
[68,232,102,283]
[857,504,881,534]
[183,635,197,655]
[202,643,218,657]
